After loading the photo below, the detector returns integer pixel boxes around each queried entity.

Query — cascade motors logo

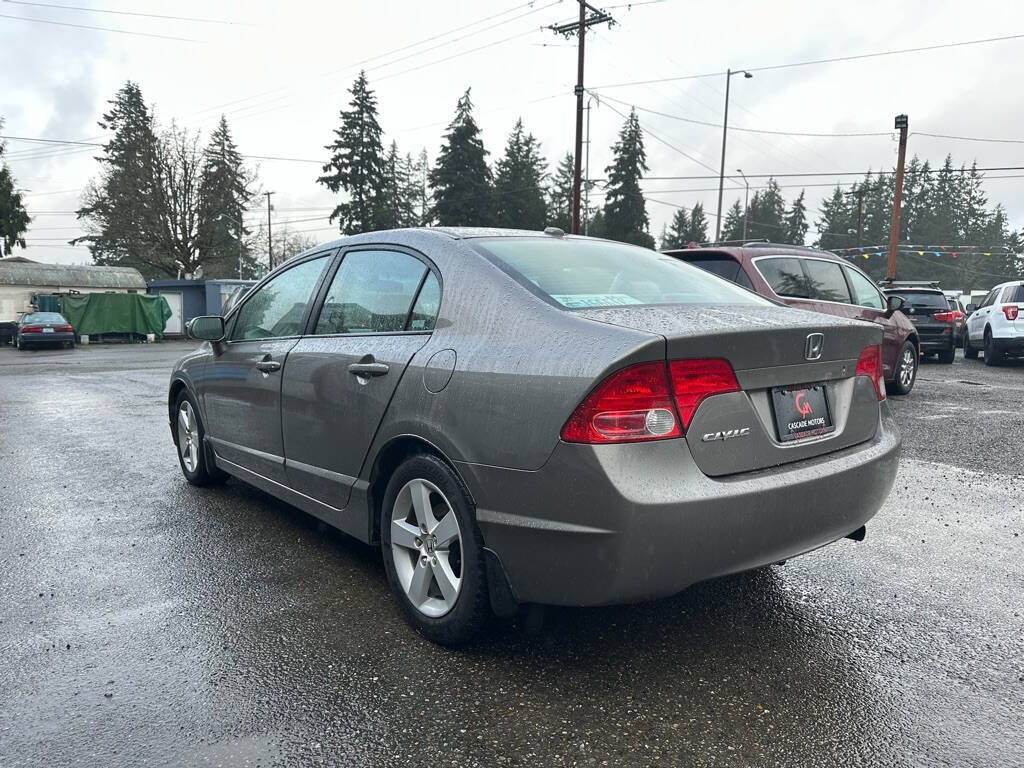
[794,390,814,418]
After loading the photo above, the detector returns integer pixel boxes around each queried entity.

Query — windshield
[887,291,948,309]
[474,237,771,309]
[22,312,66,324]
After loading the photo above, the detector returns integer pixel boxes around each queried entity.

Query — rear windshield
[675,254,753,289]
[22,312,66,323]
[474,238,771,309]
[1003,285,1024,303]
[887,291,948,309]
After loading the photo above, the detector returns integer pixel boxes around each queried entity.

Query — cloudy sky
[3,0,1023,266]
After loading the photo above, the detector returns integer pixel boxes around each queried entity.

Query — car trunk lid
[575,304,883,476]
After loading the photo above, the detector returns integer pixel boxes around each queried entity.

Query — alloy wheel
[899,347,916,388]
[390,478,463,618]
[177,401,200,473]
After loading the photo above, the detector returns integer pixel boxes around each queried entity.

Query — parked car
[12,311,75,350]
[664,244,920,395]
[169,229,901,644]
[879,282,957,364]
[964,280,1024,365]
[945,295,968,348]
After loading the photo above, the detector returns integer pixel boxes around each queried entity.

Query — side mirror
[187,315,226,342]
[885,295,906,314]
[965,303,977,313]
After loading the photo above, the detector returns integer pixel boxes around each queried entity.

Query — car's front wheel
[380,454,489,645]
[983,330,1004,366]
[887,340,918,395]
[174,390,226,486]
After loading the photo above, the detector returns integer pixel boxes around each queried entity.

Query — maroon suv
[665,244,920,395]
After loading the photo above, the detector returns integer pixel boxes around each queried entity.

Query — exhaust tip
[845,525,867,542]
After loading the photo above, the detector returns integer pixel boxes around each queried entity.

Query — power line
[590,32,1024,90]
[0,0,247,25]
[913,131,1024,145]
[592,91,892,137]
[0,11,200,41]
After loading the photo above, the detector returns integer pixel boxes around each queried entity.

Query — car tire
[937,344,955,364]
[983,330,1003,367]
[173,389,227,486]
[380,453,489,646]
[964,334,979,359]
[887,340,918,395]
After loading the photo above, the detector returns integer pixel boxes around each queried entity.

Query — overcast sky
[3,0,1024,266]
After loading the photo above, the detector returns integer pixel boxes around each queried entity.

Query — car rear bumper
[18,332,75,346]
[460,405,901,607]
[992,335,1024,353]
[916,327,953,351]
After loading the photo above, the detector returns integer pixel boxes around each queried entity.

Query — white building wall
[0,285,138,323]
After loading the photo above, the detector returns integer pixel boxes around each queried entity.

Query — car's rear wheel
[174,390,226,486]
[983,329,1003,366]
[887,340,918,395]
[380,454,489,645]
[964,333,979,359]
[937,344,955,364]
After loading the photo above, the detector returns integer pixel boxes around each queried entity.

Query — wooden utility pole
[264,191,275,270]
[887,115,908,279]
[549,2,615,234]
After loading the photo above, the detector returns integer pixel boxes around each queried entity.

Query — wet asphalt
[0,342,1021,768]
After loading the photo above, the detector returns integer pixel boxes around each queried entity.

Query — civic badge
[805,332,824,361]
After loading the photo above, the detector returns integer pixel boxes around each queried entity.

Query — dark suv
[665,243,920,394]
[880,282,957,364]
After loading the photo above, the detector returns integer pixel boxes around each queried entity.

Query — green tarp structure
[59,293,172,338]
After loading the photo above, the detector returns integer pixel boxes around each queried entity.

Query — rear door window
[756,257,810,299]
[845,267,885,309]
[313,249,429,335]
[803,259,852,303]
[1001,285,1024,303]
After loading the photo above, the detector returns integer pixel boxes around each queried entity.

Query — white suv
[964,281,1024,365]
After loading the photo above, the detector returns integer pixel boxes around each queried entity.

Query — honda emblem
[805,332,824,361]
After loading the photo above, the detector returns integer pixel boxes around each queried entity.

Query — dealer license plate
[771,383,834,442]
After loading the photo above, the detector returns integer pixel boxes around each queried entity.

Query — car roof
[310,226,554,253]
[663,243,848,263]
[882,286,946,294]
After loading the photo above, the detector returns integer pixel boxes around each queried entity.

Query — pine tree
[661,207,689,249]
[785,190,808,245]
[493,118,548,230]
[547,152,574,232]
[76,81,165,274]
[430,88,493,226]
[720,200,744,241]
[0,128,30,256]
[197,115,257,278]
[408,148,431,226]
[602,109,654,248]
[686,202,708,243]
[376,141,416,230]
[317,71,386,235]
[747,178,786,241]
[814,187,853,251]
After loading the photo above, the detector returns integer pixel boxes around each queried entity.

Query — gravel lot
[1,342,1021,767]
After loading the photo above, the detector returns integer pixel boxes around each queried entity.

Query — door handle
[348,362,389,377]
[255,359,281,373]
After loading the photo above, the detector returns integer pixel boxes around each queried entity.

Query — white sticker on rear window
[550,293,642,308]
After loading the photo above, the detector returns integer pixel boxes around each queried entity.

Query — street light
[714,68,753,242]
[215,212,245,280]
[736,168,750,242]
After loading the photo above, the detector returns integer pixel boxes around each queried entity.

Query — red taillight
[561,362,681,444]
[668,358,740,430]
[1003,305,1020,321]
[21,325,42,333]
[933,311,955,323]
[561,358,741,444]
[855,345,886,402]
[56,324,73,332]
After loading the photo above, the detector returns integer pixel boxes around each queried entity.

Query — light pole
[736,168,750,242]
[215,212,245,279]
[714,68,753,242]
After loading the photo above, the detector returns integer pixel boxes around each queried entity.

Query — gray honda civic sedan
[169,227,901,644]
